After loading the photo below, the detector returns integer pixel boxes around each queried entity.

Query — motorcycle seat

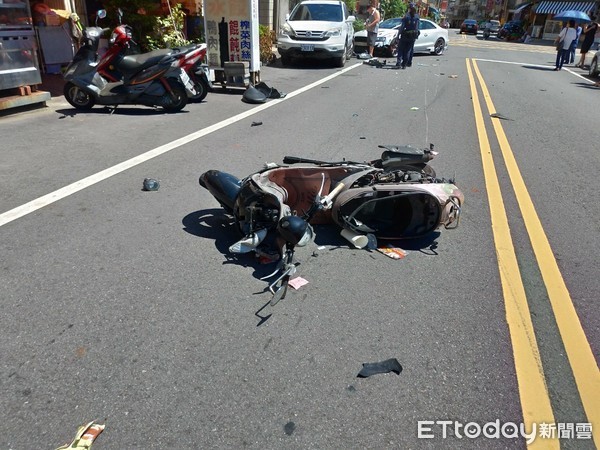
[170,44,198,54]
[118,50,173,74]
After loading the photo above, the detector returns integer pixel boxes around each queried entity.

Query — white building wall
[260,0,274,28]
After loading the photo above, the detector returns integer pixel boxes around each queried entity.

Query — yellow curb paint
[473,58,599,449]
[466,58,558,449]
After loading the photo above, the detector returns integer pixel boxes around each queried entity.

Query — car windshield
[290,4,343,21]
[379,18,402,29]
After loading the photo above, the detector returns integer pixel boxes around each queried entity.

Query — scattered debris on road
[288,277,309,290]
[357,358,403,378]
[56,422,104,449]
[142,178,160,191]
[490,113,513,121]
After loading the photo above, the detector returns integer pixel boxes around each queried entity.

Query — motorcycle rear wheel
[162,79,188,113]
[63,82,95,110]
[189,75,209,102]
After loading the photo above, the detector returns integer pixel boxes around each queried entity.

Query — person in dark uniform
[395,3,420,69]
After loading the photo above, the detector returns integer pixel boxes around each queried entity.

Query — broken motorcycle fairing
[199,145,463,304]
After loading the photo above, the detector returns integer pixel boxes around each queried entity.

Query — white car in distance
[355,17,448,57]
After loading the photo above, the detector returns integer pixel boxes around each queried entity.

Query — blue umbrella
[553,10,591,23]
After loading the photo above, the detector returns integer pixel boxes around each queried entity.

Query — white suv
[277,0,355,67]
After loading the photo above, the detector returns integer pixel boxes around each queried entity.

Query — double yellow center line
[466,58,599,449]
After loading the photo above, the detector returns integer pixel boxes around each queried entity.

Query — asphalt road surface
[1,32,598,449]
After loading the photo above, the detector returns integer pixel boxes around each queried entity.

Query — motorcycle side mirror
[117,8,123,24]
[95,9,106,26]
[270,283,287,306]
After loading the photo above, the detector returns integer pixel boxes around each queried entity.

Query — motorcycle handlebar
[282,156,361,166]
[321,182,345,207]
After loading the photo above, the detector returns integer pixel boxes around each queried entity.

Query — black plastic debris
[143,178,160,191]
[251,121,263,127]
[490,113,513,121]
[284,421,296,436]
[357,358,403,378]
[363,58,384,68]
[242,82,287,104]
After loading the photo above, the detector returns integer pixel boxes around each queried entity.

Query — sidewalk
[0,73,64,117]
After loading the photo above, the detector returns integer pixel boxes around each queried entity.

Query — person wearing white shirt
[554,20,577,70]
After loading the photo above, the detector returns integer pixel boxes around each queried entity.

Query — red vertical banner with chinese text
[203,0,260,72]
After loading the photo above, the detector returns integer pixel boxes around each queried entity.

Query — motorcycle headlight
[325,27,342,37]
[110,31,117,44]
[277,216,314,247]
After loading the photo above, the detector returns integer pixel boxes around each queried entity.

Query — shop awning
[535,1,596,14]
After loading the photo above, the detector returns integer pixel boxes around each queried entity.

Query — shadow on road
[55,106,190,117]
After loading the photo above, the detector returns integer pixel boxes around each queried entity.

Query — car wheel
[334,53,346,67]
[63,82,95,110]
[281,53,291,66]
[589,57,599,77]
[433,38,445,55]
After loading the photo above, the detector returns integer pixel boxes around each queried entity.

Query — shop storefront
[1,0,86,110]
[0,1,42,91]
[533,0,596,40]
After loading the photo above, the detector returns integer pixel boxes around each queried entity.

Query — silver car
[354,18,448,57]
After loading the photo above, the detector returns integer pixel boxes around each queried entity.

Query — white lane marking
[0,63,362,228]
[475,58,596,83]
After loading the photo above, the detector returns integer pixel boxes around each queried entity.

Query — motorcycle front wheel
[63,82,95,110]
[162,79,188,113]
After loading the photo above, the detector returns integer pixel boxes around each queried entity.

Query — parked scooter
[101,8,211,102]
[63,10,191,112]
[199,145,464,305]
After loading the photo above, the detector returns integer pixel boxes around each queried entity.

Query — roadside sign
[203,0,260,73]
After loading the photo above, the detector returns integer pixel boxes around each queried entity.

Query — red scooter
[102,9,210,102]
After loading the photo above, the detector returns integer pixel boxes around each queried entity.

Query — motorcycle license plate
[301,44,314,52]
[179,70,194,91]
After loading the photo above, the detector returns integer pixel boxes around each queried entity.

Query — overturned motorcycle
[200,144,464,305]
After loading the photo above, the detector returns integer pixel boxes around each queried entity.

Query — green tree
[145,3,191,49]
[379,0,407,19]
[99,0,199,51]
